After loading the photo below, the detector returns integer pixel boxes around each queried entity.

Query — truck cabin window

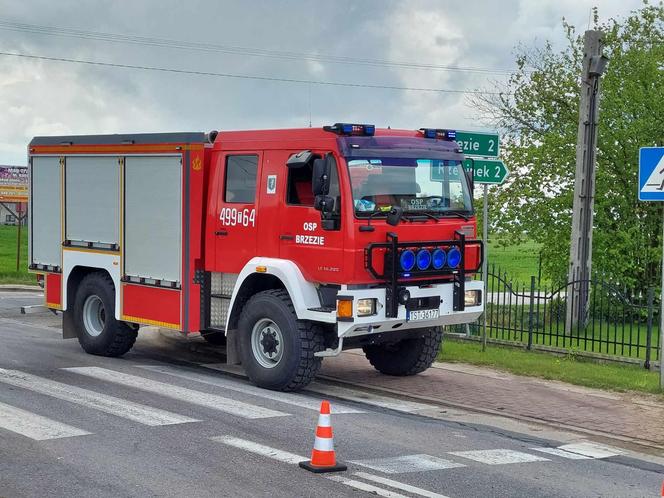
[287,155,341,215]
[225,155,258,203]
[347,158,472,217]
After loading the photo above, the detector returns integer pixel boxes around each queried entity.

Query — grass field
[486,239,542,285]
[440,338,661,395]
[0,225,33,284]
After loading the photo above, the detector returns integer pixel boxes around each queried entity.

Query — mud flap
[62,308,77,339]
[226,328,241,365]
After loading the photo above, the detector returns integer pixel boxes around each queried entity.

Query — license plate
[407,309,439,322]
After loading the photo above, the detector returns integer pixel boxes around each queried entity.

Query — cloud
[0,0,646,163]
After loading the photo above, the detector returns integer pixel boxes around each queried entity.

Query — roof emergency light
[323,123,375,136]
[419,128,457,141]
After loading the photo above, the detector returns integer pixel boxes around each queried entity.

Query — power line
[0,19,519,76]
[0,51,507,95]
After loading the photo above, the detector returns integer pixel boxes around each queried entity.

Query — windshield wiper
[440,210,471,221]
[402,211,440,222]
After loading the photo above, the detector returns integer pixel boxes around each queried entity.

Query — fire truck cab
[29,124,484,392]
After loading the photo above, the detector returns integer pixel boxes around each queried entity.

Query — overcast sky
[0,0,643,165]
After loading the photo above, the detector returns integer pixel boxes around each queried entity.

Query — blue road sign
[639,147,664,201]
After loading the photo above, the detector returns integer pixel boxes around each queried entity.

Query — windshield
[347,157,473,216]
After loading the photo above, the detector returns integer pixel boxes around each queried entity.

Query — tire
[238,289,323,391]
[73,272,137,357]
[200,330,227,346]
[363,327,443,376]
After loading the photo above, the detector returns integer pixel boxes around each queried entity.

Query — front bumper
[336,280,483,338]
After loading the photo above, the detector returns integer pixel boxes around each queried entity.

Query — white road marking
[354,472,451,498]
[326,475,410,498]
[556,442,622,459]
[211,436,306,465]
[64,367,288,419]
[0,400,91,440]
[448,449,549,465]
[531,447,592,460]
[140,364,364,414]
[0,369,198,426]
[350,454,465,474]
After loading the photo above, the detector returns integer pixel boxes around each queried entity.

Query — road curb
[316,372,664,455]
[0,284,42,292]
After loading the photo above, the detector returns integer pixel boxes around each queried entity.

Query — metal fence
[457,265,661,367]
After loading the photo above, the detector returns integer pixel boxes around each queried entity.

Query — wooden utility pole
[567,30,608,331]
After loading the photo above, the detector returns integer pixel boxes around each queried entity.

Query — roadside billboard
[0,165,28,202]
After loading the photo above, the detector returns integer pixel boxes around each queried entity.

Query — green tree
[472,2,664,291]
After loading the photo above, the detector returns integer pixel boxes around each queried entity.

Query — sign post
[638,146,664,388]
[460,136,507,352]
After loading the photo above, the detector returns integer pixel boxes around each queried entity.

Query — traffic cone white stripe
[318,413,331,426]
[314,436,335,452]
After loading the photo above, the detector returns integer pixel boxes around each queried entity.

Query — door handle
[280,234,294,241]
[215,230,228,236]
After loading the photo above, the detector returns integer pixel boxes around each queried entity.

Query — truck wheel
[74,272,137,357]
[238,289,323,392]
[363,327,442,376]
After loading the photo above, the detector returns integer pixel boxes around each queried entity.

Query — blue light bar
[324,123,376,136]
[419,128,457,141]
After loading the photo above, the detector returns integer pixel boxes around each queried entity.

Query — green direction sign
[455,131,500,158]
[463,158,509,185]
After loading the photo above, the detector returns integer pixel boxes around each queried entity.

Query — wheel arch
[225,258,335,333]
[223,258,335,365]
[63,266,114,339]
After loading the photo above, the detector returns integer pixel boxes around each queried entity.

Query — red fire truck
[28,124,484,391]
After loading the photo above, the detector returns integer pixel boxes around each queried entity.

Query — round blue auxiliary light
[416,249,432,270]
[432,248,446,269]
[447,247,462,268]
[400,250,416,272]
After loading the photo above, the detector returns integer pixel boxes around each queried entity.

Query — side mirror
[314,195,334,214]
[314,195,337,230]
[386,206,403,226]
[312,157,331,196]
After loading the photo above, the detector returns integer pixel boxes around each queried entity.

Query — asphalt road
[0,290,662,498]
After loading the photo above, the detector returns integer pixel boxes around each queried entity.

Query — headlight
[400,250,415,271]
[432,248,446,269]
[447,246,461,268]
[416,249,432,270]
[357,298,377,316]
[464,290,481,307]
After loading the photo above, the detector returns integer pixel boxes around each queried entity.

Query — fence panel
[456,267,660,367]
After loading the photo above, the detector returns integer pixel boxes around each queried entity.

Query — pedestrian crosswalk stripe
[326,475,410,498]
[350,454,465,474]
[0,368,198,426]
[0,400,91,440]
[354,472,451,498]
[448,449,549,465]
[556,442,621,459]
[211,435,306,464]
[139,364,364,414]
[531,447,592,460]
[64,366,288,419]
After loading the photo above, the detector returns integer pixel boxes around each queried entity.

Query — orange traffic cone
[299,400,347,473]
[661,481,664,497]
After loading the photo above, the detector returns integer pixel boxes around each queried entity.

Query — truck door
[276,150,344,282]
[213,152,261,273]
